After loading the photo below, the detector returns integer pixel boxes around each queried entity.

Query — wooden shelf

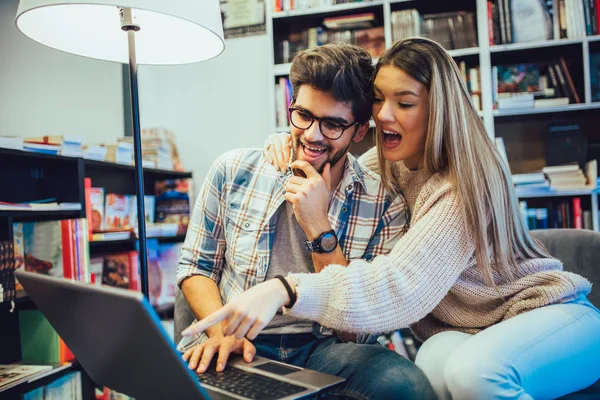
[83,158,192,179]
[490,37,585,53]
[494,103,600,117]
[0,210,83,221]
[89,235,186,253]
[273,0,383,19]
[516,188,599,199]
[447,47,480,57]
[0,147,79,163]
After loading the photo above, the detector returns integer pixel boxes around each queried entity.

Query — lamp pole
[120,8,149,299]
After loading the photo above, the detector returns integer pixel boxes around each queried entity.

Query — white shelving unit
[265,0,600,231]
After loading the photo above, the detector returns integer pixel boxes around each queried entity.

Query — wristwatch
[305,230,338,253]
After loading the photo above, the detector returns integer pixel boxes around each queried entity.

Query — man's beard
[292,137,352,174]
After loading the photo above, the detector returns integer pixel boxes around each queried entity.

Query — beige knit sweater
[285,148,592,340]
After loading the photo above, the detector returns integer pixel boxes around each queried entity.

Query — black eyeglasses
[288,107,359,140]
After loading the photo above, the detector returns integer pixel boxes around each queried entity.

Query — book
[154,179,192,235]
[323,13,376,30]
[0,363,53,391]
[91,230,132,242]
[496,64,541,94]
[512,172,546,185]
[88,186,105,233]
[511,0,553,42]
[533,97,570,108]
[101,251,138,290]
[0,136,23,151]
[19,310,74,364]
[16,219,90,282]
[147,241,181,307]
[104,194,134,230]
[572,197,583,228]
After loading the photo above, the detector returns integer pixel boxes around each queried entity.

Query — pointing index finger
[182,307,230,337]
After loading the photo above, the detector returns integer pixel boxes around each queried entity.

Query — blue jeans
[415,296,600,399]
[252,333,436,400]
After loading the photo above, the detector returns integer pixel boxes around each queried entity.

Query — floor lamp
[15,0,225,299]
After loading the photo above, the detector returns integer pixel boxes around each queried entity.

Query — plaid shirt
[177,149,407,340]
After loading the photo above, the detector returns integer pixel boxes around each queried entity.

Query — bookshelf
[266,0,600,231]
[0,147,192,397]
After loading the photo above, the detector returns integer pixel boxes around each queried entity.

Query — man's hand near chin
[182,334,256,374]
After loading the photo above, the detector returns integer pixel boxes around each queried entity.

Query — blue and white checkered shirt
[177,148,407,344]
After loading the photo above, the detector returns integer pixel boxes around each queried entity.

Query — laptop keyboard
[198,365,308,399]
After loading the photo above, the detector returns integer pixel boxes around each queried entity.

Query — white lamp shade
[15,0,225,65]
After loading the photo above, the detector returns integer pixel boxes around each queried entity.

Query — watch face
[321,232,337,252]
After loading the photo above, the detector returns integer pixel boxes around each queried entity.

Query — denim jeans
[252,333,436,400]
[415,295,600,400]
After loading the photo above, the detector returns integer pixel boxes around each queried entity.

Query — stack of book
[140,128,182,170]
[493,60,580,111]
[23,135,83,157]
[0,136,23,150]
[104,141,134,165]
[514,161,597,196]
[544,161,597,191]
[512,171,551,196]
[390,9,477,50]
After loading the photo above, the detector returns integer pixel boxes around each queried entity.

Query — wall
[0,0,272,191]
[138,35,271,187]
[0,0,124,145]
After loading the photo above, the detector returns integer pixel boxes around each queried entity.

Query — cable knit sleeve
[284,178,476,334]
[357,147,380,174]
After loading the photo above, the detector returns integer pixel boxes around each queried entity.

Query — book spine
[536,208,549,229]
[590,0,598,34]
[504,0,513,43]
[596,0,600,34]
[499,0,509,44]
[74,219,82,281]
[80,218,91,283]
[572,197,583,228]
[583,210,593,229]
[60,220,75,280]
[129,251,140,291]
[547,62,564,97]
[559,0,568,37]
[584,0,593,34]
[84,177,93,240]
[553,0,561,38]
[552,61,575,103]
[0,242,6,302]
[559,57,582,103]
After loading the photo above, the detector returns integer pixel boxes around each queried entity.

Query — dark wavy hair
[289,43,374,124]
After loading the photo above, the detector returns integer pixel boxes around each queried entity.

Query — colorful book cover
[154,179,191,235]
[104,194,133,230]
[89,187,105,232]
[101,253,131,289]
[129,195,156,227]
[147,241,181,306]
[21,221,64,277]
[496,63,541,93]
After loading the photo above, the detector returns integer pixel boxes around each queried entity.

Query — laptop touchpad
[253,362,301,376]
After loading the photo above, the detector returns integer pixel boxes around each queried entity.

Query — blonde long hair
[375,37,551,285]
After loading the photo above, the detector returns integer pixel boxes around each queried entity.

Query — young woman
[183,38,600,399]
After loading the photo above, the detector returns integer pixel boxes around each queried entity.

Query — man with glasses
[177,43,436,399]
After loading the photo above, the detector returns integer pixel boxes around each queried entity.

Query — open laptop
[16,270,345,400]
